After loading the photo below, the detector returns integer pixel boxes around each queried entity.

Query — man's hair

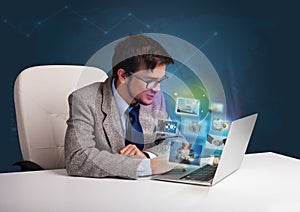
[112,34,174,78]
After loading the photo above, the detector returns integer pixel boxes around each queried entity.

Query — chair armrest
[13,160,44,171]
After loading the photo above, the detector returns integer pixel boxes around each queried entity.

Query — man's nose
[151,83,160,91]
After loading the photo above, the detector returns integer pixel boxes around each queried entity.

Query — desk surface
[1,152,300,212]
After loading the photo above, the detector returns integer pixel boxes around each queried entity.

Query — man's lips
[146,94,155,99]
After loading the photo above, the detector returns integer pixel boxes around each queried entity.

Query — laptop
[151,113,258,186]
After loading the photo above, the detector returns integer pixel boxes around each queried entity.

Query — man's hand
[150,154,177,175]
[119,144,147,158]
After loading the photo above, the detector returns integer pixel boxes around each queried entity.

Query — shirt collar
[112,78,130,116]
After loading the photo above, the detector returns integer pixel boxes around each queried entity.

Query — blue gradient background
[1,1,299,172]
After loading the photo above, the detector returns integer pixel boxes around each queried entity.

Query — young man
[65,34,178,179]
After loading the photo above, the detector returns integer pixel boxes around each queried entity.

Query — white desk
[1,152,300,212]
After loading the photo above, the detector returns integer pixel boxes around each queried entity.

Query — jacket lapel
[97,77,125,153]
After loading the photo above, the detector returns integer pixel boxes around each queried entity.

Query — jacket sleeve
[64,91,143,179]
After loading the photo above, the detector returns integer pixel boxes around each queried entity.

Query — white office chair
[14,65,108,170]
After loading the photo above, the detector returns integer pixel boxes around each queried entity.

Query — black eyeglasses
[128,73,169,90]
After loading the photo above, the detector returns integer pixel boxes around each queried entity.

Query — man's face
[127,64,166,105]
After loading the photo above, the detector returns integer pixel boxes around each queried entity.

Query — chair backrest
[14,65,108,169]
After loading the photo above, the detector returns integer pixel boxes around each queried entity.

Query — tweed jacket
[65,76,174,179]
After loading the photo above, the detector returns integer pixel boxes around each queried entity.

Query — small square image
[206,134,226,148]
[181,118,208,138]
[169,141,202,166]
[175,97,200,116]
[156,120,178,135]
[211,118,230,131]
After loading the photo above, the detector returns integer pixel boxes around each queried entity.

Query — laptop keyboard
[181,164,217,181]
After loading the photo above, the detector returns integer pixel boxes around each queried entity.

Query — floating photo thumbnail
[176,97,200,116]
[156,120,178,135]
[169,141,202,166]
[181,118,208,138]
[206,134,227,147]
[211,118,230,131]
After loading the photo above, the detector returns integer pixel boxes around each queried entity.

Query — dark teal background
[1,1,299,172]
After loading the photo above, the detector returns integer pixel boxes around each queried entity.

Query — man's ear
[117,69,128,83]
